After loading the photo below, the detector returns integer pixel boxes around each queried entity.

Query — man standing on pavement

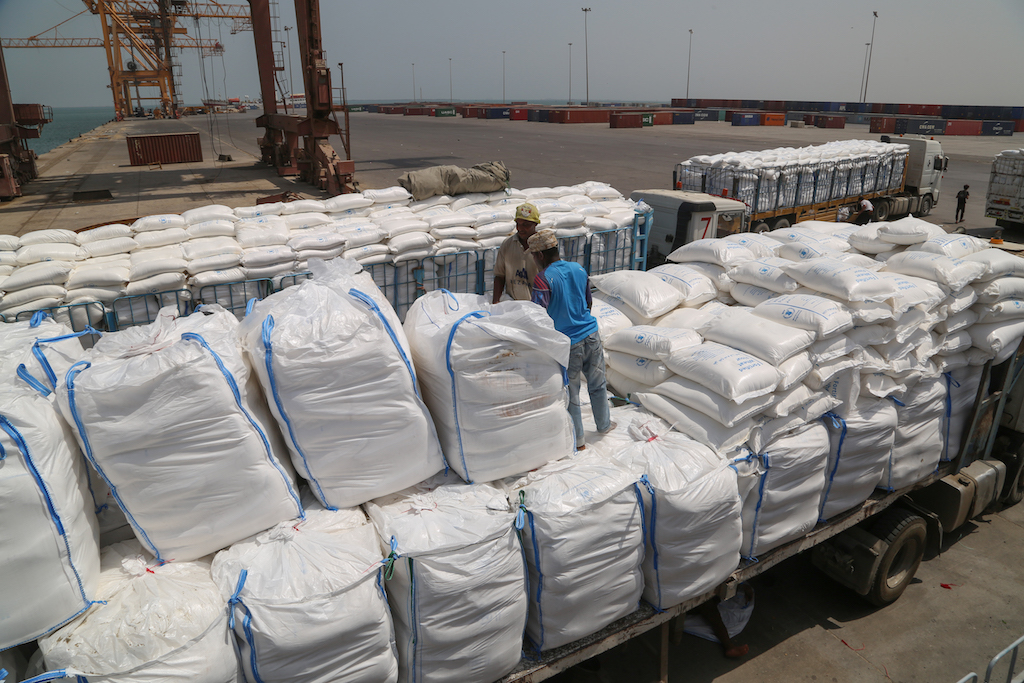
[528,229,614,449]
[955,184,970,223]
[492,202,541,303]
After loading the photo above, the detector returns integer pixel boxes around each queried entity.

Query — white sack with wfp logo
[740,421,829,557]
[212,500,398,683]
[818,398,896,520]
[365,477,527,683]
[591,270,685,319]
[403,291,575,483]
[36,541,238,683]
[881,376,946,491]
[600,418,742,611]
[509,452,644,651]
[238,258,444,509]
[603,325,702,360]
[0,387,100,651]
[53,305,303,563]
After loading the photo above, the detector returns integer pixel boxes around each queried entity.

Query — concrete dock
[0,110,1013,236]
[1,110,1022,683]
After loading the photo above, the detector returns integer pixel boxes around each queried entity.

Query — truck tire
[915,195,933,217]
[873,199,890,221]
[770,217,791,230]
[866,508,927,607]
[752,221,771,233]
[1004,461,1024,506]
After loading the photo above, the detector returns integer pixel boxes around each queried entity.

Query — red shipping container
[510,108,529,121]
[945,120,983,136]
[127,132,203,166]
[815,115,846,129]
[547,110,567,124]
[565,109,610,124]
[803,114,816,125]
[897,103,914,115]
[476,108,487,119]
[870,117,895,133]
[761,113,785,126]
[610,113,643,128]
[1015,120,1024,133]
[724,100,742,108]
[651,112,673,125]
[764,101,786,112]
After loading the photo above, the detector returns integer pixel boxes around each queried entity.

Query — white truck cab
[629,190,748,266]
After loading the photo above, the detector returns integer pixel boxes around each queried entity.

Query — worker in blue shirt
[528,229,614,449]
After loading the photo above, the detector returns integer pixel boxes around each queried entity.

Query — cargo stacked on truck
[985,148,1024,232]
[635,137,946,265]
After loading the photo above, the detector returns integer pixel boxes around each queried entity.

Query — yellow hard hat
[515,202,541,224]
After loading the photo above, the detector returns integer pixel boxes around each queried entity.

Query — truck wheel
[873,199,890,221]
[914,195,933,217]
[770,217,791,230]
[866,508,927,607]
[1004,463,1024,506]
[752,221,771,233]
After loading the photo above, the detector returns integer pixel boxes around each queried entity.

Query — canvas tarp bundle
[398,162,511,201]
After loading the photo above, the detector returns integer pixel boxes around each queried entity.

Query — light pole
[685,29,693,100]
[411,63,416,103]
[568,43,572,104]
[449,58,453,103]
[860,42,871,103]
[502,51,506,102]
[283,26,294,96]
[863,11,878,102]
[582,8,591,106]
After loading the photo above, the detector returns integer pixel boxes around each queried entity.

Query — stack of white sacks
[592,216,1022,557]
[4,211,1016,682]
[0,183,638,327]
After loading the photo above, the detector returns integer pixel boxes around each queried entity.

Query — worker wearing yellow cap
[492,202,541,303]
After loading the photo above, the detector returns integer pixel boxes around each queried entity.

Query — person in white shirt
[853,196,874,225]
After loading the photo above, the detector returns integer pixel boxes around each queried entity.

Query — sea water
[27,106,114,157]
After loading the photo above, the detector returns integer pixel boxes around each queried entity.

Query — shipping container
[510,101,528,106]
[692,109,717,121]
[1016,120,1024,133]
[1012,107,1024,120]
[510,107,529,121]
[609,113,643,128]
[906,118,946,135]
[814,115,846,129]
[527,109,542,122]
[761,113,785,126]
[803,114,816,126]
[651,112,673,125]
[434,107,457,117]
[404,107,434,116]
[894,118,909,135]
[461,107,478,118]
[979,106,1014,120]
[764,100,787,111]
[741,100,762,109]
[944,119,982,136]
[641,113,654,127]
[126,132,202,166]
[485,107,509,119]
[732,113,760,126]
[870,117,896,133]
[670,98,697,108]
[982,121,1015,136]
[672,111,695,124]
[559,109,611,124]
[538,109,551,123]
[347,105,365,113]
[365,105,379,113]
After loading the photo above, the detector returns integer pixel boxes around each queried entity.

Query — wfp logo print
[783,308,796,319]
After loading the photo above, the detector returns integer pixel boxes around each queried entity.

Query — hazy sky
[2,0,1023,109]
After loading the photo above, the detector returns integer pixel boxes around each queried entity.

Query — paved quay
[1,110,1013,235]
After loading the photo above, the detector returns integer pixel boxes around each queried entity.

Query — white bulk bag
[1,315,87,390]
[606,350,673,386]
[604,325,702,359]
[591,270,685,319]
[848,224,892,254]
[741,421,829,557]
[54,306,303,563]
[1,261,75,291]
[236,221,289,248]
[37,541,238,683]
[964,249,1024,280]
[730,282,778,307]
[778,351,814,390]
[910,234,988,259]
[20,229,78,246]
[818,399,896,520]
[753,294,855,339]
[181,204,237,225]
[722,232,782,258]
[181,236,244,261]
[186,219,237,239]
[655,306,717,331]
[943,369,983,462]
[510,453,644,651]
[882,252,987,290]
[365,478,527,683]
[664,341,781,402]
[404,292,575,482]
[16,243,84,265]
[363,187,412,204]
[969,319,1024,356]
[239,259,444,508]
[324,194,373,213]
[727,257,801,293]
[608,420,742,610]
[973,300,1024,323]
[701,308,815,365]
[976,279,1024,305]
[131,214,186,232]
[76,224,132,244]
[212,504,398,683]
[647,263,718,306]
[133,228,187,250]
[882,377,946,491]
[781,258,897,302]
[666,239,756,268]
[0,388,100,651]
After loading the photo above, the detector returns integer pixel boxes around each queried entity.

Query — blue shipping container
[906,118,946,135]
[883,103,900,115]
[731,113,760,126]
[486,107,510,119]
[673,112,695,125]
[693,109,716,121]
[1012,107,1024,120]
[894,118,909,135]
[538,109,550,122]
[982,121,1015,136]
[366,105,379,113]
